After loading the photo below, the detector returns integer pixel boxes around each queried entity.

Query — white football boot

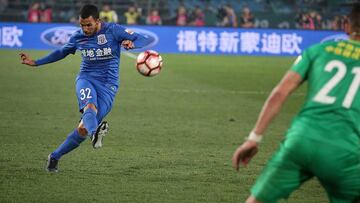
[91,121,109,149]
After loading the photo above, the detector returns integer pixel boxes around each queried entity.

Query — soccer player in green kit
[232,4,360,203]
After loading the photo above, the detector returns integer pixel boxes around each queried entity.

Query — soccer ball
[136,50,163,77]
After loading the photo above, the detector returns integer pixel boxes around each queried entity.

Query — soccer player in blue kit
[20,4,152,172]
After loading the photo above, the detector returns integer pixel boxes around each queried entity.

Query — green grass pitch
[0,50,328,202]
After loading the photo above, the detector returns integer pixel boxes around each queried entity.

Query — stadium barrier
[0,22,345,56]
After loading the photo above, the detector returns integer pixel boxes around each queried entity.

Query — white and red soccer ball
[136,50,163,77]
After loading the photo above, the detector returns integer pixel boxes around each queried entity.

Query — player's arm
[232,71,303,170]
[121,32,152,50]
[252,71,303,136]
[20,53,36,66]
[232,48,312,171]
[20,49,69,67]
[128,32,152,49]
[113,25,152,50]
[20,35,76,67]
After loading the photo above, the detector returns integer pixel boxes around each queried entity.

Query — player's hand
[232,140,259,171]
[19,53,36,66]
[121,40,134,50]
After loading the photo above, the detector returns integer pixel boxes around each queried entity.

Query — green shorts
[251,125,360,203]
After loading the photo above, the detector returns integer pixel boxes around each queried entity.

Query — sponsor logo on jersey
[97,34,107,45]
[81,47,112,58]
[40,26,78,47]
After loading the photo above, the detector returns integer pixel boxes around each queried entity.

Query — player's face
[79,16,100,36]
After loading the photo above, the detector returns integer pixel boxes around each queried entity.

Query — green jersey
[290,39,360,138]
[251,40,360,202]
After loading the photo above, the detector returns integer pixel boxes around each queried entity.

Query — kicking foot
[91,121,109,149]
[46,154,59,173]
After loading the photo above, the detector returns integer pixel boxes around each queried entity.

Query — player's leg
[90,84,117,149]
[245,195,261,203]
[81,103,99,136]
[78,80,117,149]
[77,114,108,149]
[46,128,87,172]
[90,120,109,149]
[77,78,100,137]
[320,163,360,203]
[313,134,360,203]
[249,137,313,202]
[46,79,98,172]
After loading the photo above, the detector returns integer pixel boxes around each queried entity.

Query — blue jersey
[35,22,151,86]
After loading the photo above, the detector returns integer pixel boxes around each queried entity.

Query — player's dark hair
[80,4,99,19]
[349,3,360,33]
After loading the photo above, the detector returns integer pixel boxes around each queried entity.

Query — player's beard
[84,28,95,36]
[85,22,100,36]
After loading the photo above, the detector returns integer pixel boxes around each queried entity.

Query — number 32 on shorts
[79,88,93,100]
[313,60,360,108]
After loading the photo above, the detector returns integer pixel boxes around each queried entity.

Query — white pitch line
[124,88,305,96]
[123,51,138,59]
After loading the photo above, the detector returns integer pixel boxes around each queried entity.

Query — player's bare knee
[84,103,97,113]
[77,126,88,137]
[246,196,261,203]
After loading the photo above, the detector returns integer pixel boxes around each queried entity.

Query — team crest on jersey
[97,34,107,45]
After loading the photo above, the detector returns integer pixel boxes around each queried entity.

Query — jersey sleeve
[60,34,77,55]
[112,24,137,42]
[112,24,152,49]
[34,34,77,66]
[290,49,312,80]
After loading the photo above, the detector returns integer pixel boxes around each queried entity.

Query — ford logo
[41,26,78,47]
[127,28,159,51]
[321,34,348,43]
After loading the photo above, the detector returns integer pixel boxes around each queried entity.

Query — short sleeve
[290,49,311,80]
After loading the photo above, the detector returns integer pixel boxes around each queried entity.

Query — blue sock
[82,108,98,136]
[51,129,86,160]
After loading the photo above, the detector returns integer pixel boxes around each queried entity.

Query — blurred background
[0,0,356,30]
[0,1,359,202]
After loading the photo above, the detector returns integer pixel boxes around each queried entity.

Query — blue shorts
[75,76,118,123]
